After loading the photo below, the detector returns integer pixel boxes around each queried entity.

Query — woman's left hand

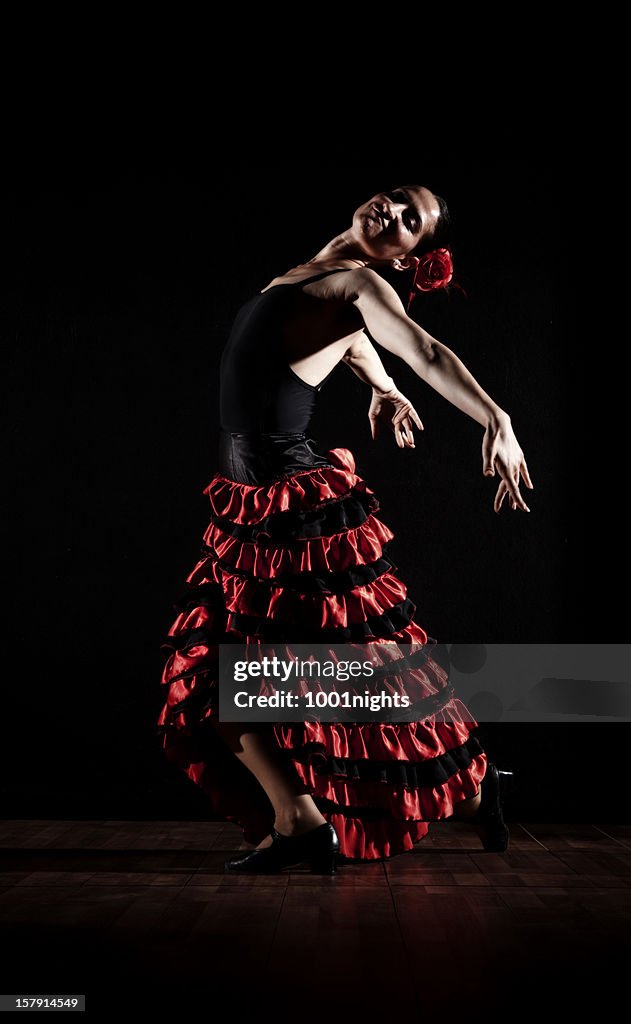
[368,386,424,448]
[482,414,534,512]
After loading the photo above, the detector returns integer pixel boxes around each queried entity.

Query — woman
[157,183,532,874]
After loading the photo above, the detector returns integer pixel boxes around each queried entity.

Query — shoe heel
[474,762,513,853]
[309,851,339,875]
[497,769,515,797]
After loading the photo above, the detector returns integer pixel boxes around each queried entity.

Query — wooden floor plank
[594,823,631,847]
[520,823,626,850]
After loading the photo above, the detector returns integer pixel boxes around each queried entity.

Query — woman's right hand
[482,414,534,512]
[368,385,424,449]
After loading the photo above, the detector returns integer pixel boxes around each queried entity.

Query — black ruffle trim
[160,626,221,655]
[209,488,379,542]
[198,541,398,594]
[159,662,217,687]
[294,734,484,794]
[157,682,219,723]
[225,597,416,642]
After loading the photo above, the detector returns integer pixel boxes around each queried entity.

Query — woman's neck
[306,230,383,270]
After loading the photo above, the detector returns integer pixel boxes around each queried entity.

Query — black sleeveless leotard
[219,269,347,433]
[218,269,349,484]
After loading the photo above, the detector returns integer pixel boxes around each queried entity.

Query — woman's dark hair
[413,191,451,255]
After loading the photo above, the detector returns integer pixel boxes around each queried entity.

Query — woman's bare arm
[350,270,501,425]
[342,332,396,393]
[342,331,424,448]
[345,268,533,512]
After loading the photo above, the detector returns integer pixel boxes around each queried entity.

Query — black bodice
[219,269,346,434]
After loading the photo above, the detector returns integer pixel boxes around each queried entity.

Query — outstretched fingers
[520,458,534,490]
[409,406,424,432]
[494,479,508,513]
[393,410,417,448]
[495,466,530,513]
[394,419,408,447]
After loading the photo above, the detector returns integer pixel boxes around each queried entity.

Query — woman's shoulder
[260,260,364,293]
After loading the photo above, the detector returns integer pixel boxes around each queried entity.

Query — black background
[1,158,618,823]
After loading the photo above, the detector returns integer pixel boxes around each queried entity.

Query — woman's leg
[450,791,482,819]
[210,719,327,847]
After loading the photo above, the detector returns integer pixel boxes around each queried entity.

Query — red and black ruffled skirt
[157,430,488,861]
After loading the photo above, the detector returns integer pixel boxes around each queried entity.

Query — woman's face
[352,185,441,261]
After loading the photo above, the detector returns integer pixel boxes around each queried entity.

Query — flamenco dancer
[157,183,533,874]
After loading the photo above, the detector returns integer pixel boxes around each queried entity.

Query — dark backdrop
[1,159,617,823]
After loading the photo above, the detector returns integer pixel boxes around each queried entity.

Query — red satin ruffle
[203,446,363,523]
[322,755,487,860]
[274,712,479,765]
[204,569,409,628]
[200,514,395,579]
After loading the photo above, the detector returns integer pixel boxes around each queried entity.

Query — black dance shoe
[470,762,514,853]
[225,821,340,875]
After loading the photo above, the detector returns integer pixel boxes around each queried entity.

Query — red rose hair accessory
[406,247,459,312]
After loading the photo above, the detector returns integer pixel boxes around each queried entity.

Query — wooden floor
[1,819,630,1018]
